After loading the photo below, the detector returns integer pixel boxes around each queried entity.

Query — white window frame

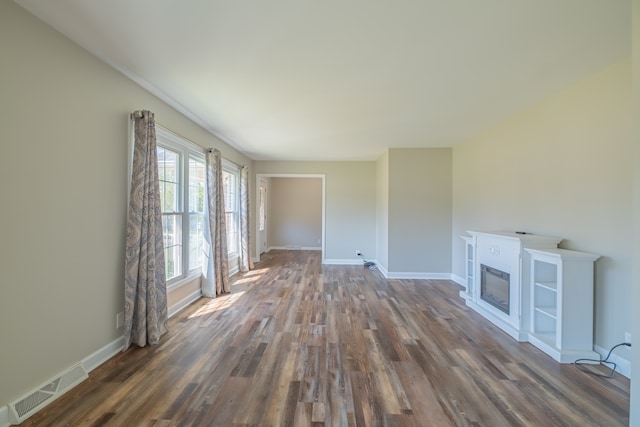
[156,126,206,288]
[222,159,241,269]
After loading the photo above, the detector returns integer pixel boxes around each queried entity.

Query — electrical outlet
[355,250,362,256]
[116,312,124,329]
[625,332,631,344]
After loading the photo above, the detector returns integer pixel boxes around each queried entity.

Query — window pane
[222,168,239,256]
[158,147,180,213]
[223,171,236,212]
[189,158,205,213]
[164,150,178,182]
[163,182,178,213]
[162,214,182,280]
[189,213,204,270]
[157,147,166,180]
[188,158,205,271]
[226,212,238,255]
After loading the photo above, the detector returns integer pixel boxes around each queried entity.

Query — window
[188,158,206,271]
[156,128,205,285]
[222,160,240,261]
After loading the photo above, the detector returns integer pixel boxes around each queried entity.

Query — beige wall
[376,150,390,270]
[452,59,632,359]
[631,0,639,421]
[268,178,322,248]
[2,0,636,416]
[254,162,376,261]
[387,148,452,274]
[0,2,251,407]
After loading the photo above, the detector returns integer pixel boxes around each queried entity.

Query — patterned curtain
[202,149,230,296]
[239,166,254,272]
[123,110,168,350]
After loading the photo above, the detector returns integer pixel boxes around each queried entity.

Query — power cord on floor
[573,342,631,378]
[357,252,377,270]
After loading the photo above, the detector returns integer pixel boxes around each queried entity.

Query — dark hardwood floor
[21,250,629,426]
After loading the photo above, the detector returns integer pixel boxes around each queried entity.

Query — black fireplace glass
[480,264,510,314]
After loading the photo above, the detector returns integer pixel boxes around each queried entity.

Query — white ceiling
[16,0,630,161]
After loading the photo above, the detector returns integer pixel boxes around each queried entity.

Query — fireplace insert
[480,264,510,314]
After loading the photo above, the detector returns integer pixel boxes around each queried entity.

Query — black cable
[358,253,377,270]
[573,342,631,378]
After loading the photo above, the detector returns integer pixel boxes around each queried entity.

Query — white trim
[168,289,202,319]
[223,161,242,263]
[0,405,9,427]
[384,272,454,280]
[466,298,528,341]
[269,246,322,251]
[86,31,244,155]
[0,288,203,427]
[594,344,631,379]
[363,264,455,280]
[156,132,206,287]
[167,273,202,292]
[323,258,364,265]
[156,125,205,155]
[82,336,125,373]
[451,274,465,286]
[376,263,389,278]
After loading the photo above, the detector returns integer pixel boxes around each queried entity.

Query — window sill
[167,273,201,291]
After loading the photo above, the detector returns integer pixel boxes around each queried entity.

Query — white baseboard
[323,258,363,265]
[168,289,202,319]
[0,405,9,427]
[376,263,388,277]
[451,274,465,286]
[82,290,200,375]
[384,272,454,280]
[82,335,125,373]
[594,344,631,379]
[269,246,322,251]
[0,290,203,427]
[229,265,240,277]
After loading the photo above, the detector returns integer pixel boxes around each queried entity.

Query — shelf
[526,247,599,363]
[534,305,557,319]
[534,281,557,292]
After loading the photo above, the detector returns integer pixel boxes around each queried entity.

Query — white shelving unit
[526,248,600,363]
[460,235,474,300]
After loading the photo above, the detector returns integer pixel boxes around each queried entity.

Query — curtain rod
[207,148,246,169]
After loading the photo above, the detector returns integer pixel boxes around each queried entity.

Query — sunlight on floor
[231,267,269,285]
[187,267,270,319]
[188,291,246,318]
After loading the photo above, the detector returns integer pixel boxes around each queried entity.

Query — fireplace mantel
[462,231,562,341]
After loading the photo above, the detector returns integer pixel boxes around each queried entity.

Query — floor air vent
[9,363,88,424]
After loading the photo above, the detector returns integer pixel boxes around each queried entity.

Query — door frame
[257,177,268,257]
[254,173,326,263]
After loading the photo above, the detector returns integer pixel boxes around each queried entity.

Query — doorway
[255,174,325,263]
[257,177,268,256]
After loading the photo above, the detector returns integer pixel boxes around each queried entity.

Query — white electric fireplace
[464,231,562,341]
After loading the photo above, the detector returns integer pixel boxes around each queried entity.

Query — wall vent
[9,363,88,424]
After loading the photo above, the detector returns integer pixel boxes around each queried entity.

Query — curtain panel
[123,110,168,350]
[202,148,230,296]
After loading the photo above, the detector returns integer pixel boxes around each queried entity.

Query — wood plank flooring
[20,250,629,426]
